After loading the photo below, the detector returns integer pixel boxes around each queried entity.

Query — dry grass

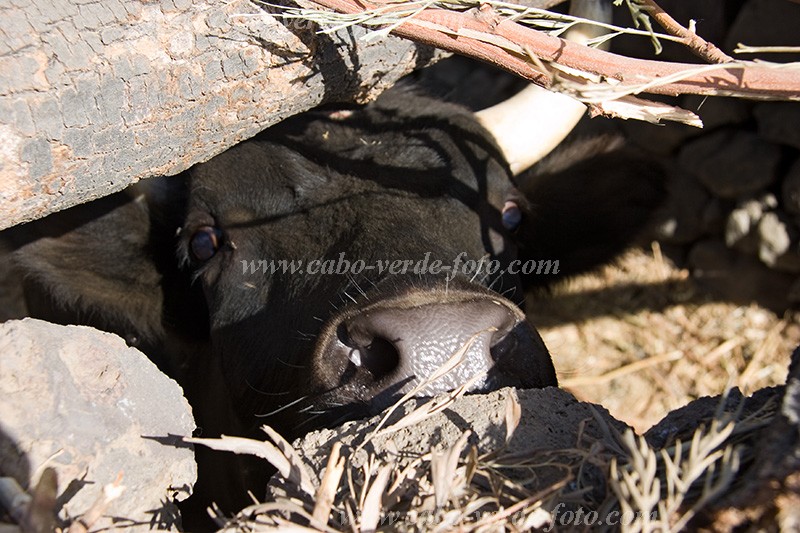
[529,243,800,433]
[192,367,778,532]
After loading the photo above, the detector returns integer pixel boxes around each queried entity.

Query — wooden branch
[638,0,734,64]
[0,0,443,229]
[308,0,800,101]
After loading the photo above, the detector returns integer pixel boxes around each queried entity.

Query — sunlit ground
[527,244,799,433]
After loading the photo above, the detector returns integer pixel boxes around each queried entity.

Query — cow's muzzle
[310,289,557,414]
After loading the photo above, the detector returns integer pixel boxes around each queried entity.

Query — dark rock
[725,0,800,63]
[755,103,800,151]
[620,111,700,156]
[653,168,710,244]
[703,345,800,530]
[688,238,795,311]
[682,95,752,131]
[658,242,689,266]
[612,1,731,64]
[701,197,727,236]
[679,130,781,199]
[782,158,800,215]
[645,387,779,449]
[688,238,737,273]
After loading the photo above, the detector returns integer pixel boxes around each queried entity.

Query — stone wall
[616,0,800,310]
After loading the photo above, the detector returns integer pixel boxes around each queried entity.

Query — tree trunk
[0,0,444,230]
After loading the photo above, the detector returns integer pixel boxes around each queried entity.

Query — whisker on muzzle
[255,395,310,418]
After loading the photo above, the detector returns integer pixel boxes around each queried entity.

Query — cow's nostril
[337,323,400,381]
[358,336,400,381]
[336,322,352,346]
[489,327,517,361]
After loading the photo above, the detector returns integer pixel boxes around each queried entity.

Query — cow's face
[5,84,663,444]
[179,90,554,433]
[3,3,664,519]
[4,84,662,522]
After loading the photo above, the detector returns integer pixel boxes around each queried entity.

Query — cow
[0,0,662,526]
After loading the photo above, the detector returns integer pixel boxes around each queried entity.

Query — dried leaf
[186,434,315,497]
[359,465,392,533]
[504,392,521,445]
[262,425,317,496]
[312,442,345,527]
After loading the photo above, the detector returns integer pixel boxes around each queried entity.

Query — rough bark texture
[0,0,441,230]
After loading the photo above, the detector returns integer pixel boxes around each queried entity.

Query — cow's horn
[475,0,612,175]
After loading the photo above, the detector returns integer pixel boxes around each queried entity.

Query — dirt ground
[527,243,800,434]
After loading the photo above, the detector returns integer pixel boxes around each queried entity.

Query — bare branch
[637,0,734,63]
[304,0,800,102]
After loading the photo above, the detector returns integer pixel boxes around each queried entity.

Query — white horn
[475,0,612,175]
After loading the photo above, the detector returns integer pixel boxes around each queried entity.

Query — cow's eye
[190,226,223,262]
[501,201,522,231]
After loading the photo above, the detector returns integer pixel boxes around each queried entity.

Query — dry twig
[293,0,800,104]
[67,473,125,533]
[627,0,734,63]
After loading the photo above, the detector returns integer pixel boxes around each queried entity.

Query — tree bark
[0,0,446,230]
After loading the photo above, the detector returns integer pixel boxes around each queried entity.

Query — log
[0,0,444,230]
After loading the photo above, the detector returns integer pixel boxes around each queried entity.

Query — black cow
[2,84,662,521]
[1,3,662,522]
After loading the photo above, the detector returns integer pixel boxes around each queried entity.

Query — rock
[0,318,196,531]
[679,130,781,199]
[789,277,800,304]
[682,95,752,131]
[782,158,800,215]
[758,212,800,273]
[645,387,779,450]
[724,194,778,255]
[715,184,800,273]
[271,387,630,505]
[703,345,800,530]
[688,238,736,274]
[701,198,727,236]
[653,168,710,244]
[725,0,800,63]
[688,238,796,311]
[620,107,700,156]
[754,103,800,151]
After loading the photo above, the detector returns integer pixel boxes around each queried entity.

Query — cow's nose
[319,295,548,399]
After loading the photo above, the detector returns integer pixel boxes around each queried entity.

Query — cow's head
[179,89,559,434]
[3,0,664,518]
[7,80,662,436]
[5,83,663,522]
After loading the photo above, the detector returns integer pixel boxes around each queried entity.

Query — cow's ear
[5,177,188,345]
[509,137,665,286]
